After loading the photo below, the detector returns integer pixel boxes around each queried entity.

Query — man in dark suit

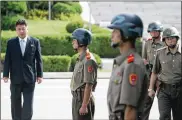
[2,19,43,120]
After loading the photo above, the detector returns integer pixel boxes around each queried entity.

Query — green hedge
[52,3,77,17]
[1,53,71,72]
[1,52,102,72]
[52,1,82,14]
[66,2,82,14]
[42,55,71,72]
[1,35,142,58]
[66,21,84,33]
[25,9,48,20]
[89,35,120,58]
[1,1,27,16]
[1,15,25,30]
[27,1,48,10]
[84,24,111,34]
[1,35,75,57]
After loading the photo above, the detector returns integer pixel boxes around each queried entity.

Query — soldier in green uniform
[70,28,98,120]
[148,27,182,120]
[141,21,165,120]
[107,13,148,120]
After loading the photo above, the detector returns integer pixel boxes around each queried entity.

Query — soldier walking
[148,27,182,120]
[141,21,165,120]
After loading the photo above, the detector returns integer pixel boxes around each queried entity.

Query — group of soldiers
[70,13,181,120]
[2,13,181,120]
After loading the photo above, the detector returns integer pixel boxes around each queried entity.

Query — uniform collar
[114,48,135,65]
[78,49,89,61]
[165,44,181,55]
[152,39,163,45]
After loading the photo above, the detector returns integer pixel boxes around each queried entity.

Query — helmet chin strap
[168,45,176,49]
[111,40,123,48]
[75,44,87,51]
[111,42,120,48]
[74,47,78,51]
[152,36,159,39]
[165,41,177,49]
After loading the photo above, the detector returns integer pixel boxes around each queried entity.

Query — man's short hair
[16,19,27,26]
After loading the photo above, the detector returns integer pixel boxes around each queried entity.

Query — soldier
[148,27,182,120]
[107,13,148,120]
[70,28,98,120]
[141,21,165,120]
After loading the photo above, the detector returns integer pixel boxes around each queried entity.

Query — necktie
[20,39,26,56]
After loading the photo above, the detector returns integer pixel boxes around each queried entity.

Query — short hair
[16,19,27,26]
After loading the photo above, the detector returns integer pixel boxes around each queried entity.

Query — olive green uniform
[152,46,182,120]
[107,49,148,120]
[141,39,165,120]
[70,50,97,120]
[142,39,165,64]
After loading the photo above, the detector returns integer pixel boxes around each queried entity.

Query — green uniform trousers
[72,90,95,120]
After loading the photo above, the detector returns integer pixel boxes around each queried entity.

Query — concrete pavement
[1,76,161,120]
[1,72,112,79]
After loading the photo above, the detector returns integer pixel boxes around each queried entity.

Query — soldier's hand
[148,89,155,99]
[2,77,9,83]
[79,104,88,115]
[143,59,148,65]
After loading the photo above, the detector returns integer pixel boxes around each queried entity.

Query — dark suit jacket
[3,36,43,84]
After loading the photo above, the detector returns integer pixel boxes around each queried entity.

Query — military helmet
[162,27,180,41]
[147,21,163,32]
[72,28,92,46]
[107,13,143,39]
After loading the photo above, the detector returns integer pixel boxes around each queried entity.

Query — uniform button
[154,54,156,57]
[173,60,174,62]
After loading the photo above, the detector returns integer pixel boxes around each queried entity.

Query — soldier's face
[16,24,28,39]
[72,39,79,50]
[150,31,160,38]
[111,29,122,42]
[165,37,177,48]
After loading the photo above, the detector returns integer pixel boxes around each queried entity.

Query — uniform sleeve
[119,63,144,107]
[152,51,161,74]
[142,41,147,60]
[83,59,97,84]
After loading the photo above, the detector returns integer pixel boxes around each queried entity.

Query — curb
[1,72,111,80]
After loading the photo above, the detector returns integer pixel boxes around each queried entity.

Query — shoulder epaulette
[156,46,167,52]
[127,54,134,63]
[86,51,91,60]
[147,38,152,41]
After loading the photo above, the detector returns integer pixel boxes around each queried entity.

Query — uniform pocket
[161,59,171,71]
[110,67,123,85]
[74,64,84,83]
[109,68,123,111]
[175,55,181,69]
[111,75,122,85]
[147,50,152,60]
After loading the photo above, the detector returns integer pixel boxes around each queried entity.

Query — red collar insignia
[148,38,152,41]
[127,54,134,63]
[86,52,91,60]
